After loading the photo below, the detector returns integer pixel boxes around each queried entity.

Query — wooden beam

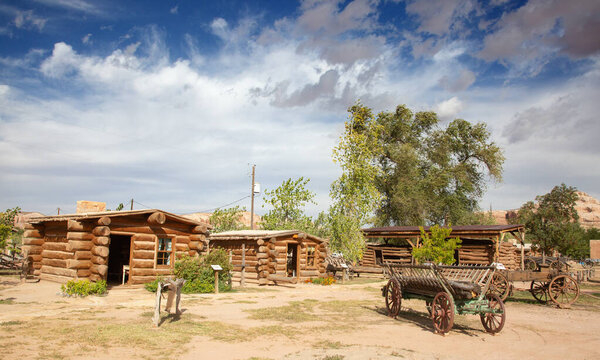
[147,212,166,225]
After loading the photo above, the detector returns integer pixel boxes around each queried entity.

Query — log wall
[360,244,412,266]
[457,241,494,266]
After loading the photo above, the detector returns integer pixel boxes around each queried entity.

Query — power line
[133,200,153,209]
[199,195,251,213]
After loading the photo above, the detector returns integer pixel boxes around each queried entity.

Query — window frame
[306,245,316,268]
[155,236,175,268]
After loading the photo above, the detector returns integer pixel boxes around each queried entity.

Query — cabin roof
[27,209,209,227]
[363,224,524,237]
[209,229,327,243]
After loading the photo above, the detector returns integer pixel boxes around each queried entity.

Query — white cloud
[170,6,178,15]
[32,0,101,15]
[14,10,47,31]
[435,96,463,120]
[82,33,92,44]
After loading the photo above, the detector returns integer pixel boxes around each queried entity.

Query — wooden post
[152,283,163,327]
[241,243,246,287]
[214,270,219,294]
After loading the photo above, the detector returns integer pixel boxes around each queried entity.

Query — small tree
[0,207,21,250]
[210,206,247,233]
[412,225,461,265]
[261,177,316,231]
[518,183,582,258]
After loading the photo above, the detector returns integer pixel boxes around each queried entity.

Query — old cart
[383,264,505,335]
[488,264,579,307]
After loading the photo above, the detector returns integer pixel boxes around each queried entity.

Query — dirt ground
[1,276,599,360]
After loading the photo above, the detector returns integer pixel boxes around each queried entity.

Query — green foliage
[374,105,504,226]
[328,103,383,262]
[412,225,461,265]
[144,276,163,292]
[61,279,107,297]
[519,184,583,256]
[210,206,247,233]
[173,249,232,293]
[305,276,336,285]
[0,207,21,250]
[261,177,316,232]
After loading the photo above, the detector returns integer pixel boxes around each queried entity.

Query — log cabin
[360,225,526,271]
[208,230,328,285]
[22,209,210,284]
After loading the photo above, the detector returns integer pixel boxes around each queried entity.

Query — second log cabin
[22,209,210,284]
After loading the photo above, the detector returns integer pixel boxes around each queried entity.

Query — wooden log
[43,242,68,251]
[191,225,208,234]
[97,216,111,226]
[23,238,44,246]
[133,249,155,259]
[41,258,67,268]
[32,262,42,270]
[269,237,276,244]
[258,246,267,253]
[74,251,93,260]
[77,269,91,277]
[41,250,72,260]
[189,234,206,241]
[29,254,43,262]
[67,240,93,251]
[133,234,156,242]
[41,265,77,277]
[267,275,297,284]
[93,236,110,246]
[259,270,269,277]
[66,232,94,241]
[23,230,43,238]
[90,264,108,276]
[67,220,92,232]
[300,270,320,277]
[258,258,268,265]
[175,243,189,251]
[89,273,102,282]
[257,239,265,246]
[67,259,92,269]
[91,255,107,265]
[131,259,154,268]
[147,212,166,225]
[131,268,174,276]
[91,246,109,257]
[258,278,268,285]
[256,253,268,259]
[133,240,156,250]
[176,236,190,244]
[40,273,72,283]
[92,226,110,236]
[268,249,278,258]
[188,241,201,250]
[131,275,165,285]
[23,223,36,230]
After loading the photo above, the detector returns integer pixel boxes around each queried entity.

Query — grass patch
[0,298,15,304]
[232,300,258,304]
[1,320,24,326]
[246,299,319,322]
[313,340,346,349]
[337,278,385,286]
[321,355,344,360]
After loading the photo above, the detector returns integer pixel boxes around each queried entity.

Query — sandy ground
[1,276,599,360]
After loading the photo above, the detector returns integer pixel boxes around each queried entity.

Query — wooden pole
[250,164,256,230]
[214,270,219,294]
[241,243,246,287]
[130,199,134,210]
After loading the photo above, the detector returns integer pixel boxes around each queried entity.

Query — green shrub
[144,276,163,293]
[61,279,107,297]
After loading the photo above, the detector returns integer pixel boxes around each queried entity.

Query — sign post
[211,265,223,294]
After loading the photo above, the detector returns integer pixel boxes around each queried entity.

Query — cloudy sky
[1,0,599,217]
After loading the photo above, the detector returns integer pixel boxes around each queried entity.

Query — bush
[61,279,107,297]
[144,276,163,293]
[305,276,336,286]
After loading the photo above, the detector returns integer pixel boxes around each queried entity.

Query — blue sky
[1,0,599,217]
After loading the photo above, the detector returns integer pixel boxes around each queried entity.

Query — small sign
[211,265,223,271]
[340,264,348,269]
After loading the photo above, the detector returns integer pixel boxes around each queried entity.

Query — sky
[0,0,599,218]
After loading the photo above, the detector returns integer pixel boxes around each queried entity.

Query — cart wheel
[488,272,510,301]
[549,260,565,272]
[432,292,454,334]
[583,260,593,269]
[524,258,538,271]
[530,281,549,304]
[480,293,505,334]
[548,275,579,308]
[385,279,401,318]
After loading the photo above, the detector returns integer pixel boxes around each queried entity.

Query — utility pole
[250,165,256,230]
[57,208,60,215]
[130,198,134,210]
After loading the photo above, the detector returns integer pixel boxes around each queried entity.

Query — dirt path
[1,277,599,360]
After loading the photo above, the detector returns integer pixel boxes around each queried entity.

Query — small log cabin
[361,225,526,271]
[22,209,210,284]
[208,230,327,285]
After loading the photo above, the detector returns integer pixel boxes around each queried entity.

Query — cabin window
[157,238,173,266]
[307,246,316,267]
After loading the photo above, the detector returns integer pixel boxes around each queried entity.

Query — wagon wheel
[431,292,454,334]
[524,258,538,271]
[488,272,510,301]
[480,293,505,334]
[530,281,549,304]
[548,275,580,308]
[583,260,593,269]
[384,279,401,318]
[549,259,566,272]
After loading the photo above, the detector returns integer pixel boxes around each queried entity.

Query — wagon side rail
[438,265,496,300]
[383,263,458,299]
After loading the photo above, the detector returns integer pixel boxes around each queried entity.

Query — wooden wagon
[382,264,506,335]
[488,264,580,308]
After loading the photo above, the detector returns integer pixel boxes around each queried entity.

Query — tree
[328,102,383,262]
[518,184,583,258]
[210,206,247,233]
[0,207,21,250]
[412,225,462,265]
[375,105,504,226]
[261,177,316,232]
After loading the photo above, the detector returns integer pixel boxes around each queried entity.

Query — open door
[107,234,132,284]
[286,243,298,277]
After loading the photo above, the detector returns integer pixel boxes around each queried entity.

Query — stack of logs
[458,244,493,265]
[22,224,43,276]
[88,217,111,282]
[498,242,519,270]
[257,237,277,285]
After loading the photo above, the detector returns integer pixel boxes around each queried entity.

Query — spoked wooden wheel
[432,292,454,334]
[488,272,510,301]
[549,260,566,271]
[480,293,505,334]
[548,275,579,308]
[524,258,538,271]
[385,279,401,318]
[530,281,549,304]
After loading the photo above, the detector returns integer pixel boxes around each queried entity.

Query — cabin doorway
[107,235,132,284]
[286,244,298,277]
